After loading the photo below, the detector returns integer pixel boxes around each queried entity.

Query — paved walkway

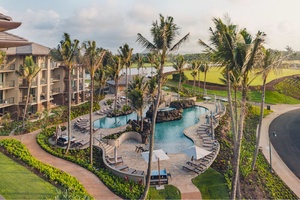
[0,131,121,200]
[260,104,300,198]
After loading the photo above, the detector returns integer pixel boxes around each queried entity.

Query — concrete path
[0,131,121,200]
[260,104,300,198]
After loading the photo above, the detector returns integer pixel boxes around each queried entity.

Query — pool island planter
[102,131,142,147]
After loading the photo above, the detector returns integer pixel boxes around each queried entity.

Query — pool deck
[70,96,217,199]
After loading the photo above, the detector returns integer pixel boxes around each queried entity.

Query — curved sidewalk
[260,104,300,198]
[0,131,121,200]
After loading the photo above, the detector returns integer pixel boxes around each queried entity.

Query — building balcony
[0,80,15,89]
[52,74,60,81]
[0,64,16,71]
[40,78,47,85]
[19,81,37,88]
[50,62,59,69]
[41,63,47,69]
[0,97,14,108]
[19,96,37,105]
[51,87,61,94]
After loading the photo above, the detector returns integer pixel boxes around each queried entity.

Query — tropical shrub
[0,139,91,199]
[37,127,144,199]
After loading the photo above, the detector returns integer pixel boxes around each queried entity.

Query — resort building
[0,13,86,118]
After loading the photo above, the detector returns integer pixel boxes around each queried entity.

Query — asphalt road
[269,108,300,179]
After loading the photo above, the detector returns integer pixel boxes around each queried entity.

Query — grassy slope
[192,168,229,199]
[0,152,57,200]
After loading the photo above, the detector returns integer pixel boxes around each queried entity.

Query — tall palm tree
[16,56,41,129]
[136,14,189,199]
[50,33,80,155]
[199,17,266,199]
[251,48,285,170]
[107,55,123,111]
[118,44,133,106]
[172,55,186,100]
[190,60,200,88]
[95,68,108,99]
[136,53,144,76]
[127,76,148,132]
[82,40,106,165]
[200,61,210,96]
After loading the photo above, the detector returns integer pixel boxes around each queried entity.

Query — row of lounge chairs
[74,118,90,133]
[95,107,113,115]
[105,154,145,175]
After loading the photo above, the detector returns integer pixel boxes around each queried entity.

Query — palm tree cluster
[198,16,288,198]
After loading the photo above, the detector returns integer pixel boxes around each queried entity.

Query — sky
[1,0,300,54]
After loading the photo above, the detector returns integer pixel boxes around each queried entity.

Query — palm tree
[15,56,41,129]
[94,68,108,99]
[172,55,186,100]
[136,53,144,76]
[82,40,106,165]
[127,76,148,132]
[136,14,189,199]
[190,60,200,88]
[199,17,266,199]
[251,48,285,170]
[200,61,210,96]
[118,44,133,106]
[107,55,123,111]
[50,33,80,155]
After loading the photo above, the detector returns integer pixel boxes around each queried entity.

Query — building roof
[4,42,50,55]
[107,75,149,86]
[0,13,21,32]
[0,32,31,48]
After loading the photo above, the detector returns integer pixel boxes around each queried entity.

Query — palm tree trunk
[89,76,94,165]
[140,109,144,132]
[22,82,31,130]
[198,71,201,94]
[203,72,207,96]
[231,86,247,199]
[65,68,72,155]
[178,72,181,101]
[251,78,266,170]
[140,62,164,200]
[193,75,196,87]
[126,65,128,106]
[114,78,118,110]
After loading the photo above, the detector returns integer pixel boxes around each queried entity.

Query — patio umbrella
[141,149,169,186]
[183,145,211,160]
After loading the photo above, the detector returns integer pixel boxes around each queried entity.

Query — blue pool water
[93,106,207,154]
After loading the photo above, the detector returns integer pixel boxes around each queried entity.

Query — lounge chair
[126,168,136,174]
[115,165,129,171]
[133,170,144,175]
[182,165,200,174]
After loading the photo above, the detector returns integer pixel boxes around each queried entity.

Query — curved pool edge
[183,102,215,146]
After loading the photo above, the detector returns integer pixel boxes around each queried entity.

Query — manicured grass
[192,168,229,199]
[182,67,300,86]
[148,185,181,199]
[0,152,57,200]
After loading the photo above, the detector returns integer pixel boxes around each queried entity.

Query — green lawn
[148,185,181,199]
[182,67,300,86]
[192,168,229,199]
[0,152,57,199]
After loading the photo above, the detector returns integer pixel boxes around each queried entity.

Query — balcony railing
[0,97,14,105]
[19,96,37,104]
[41,63,47,69]
[19,81,37,87]
[40,78,47,84]
[0,80,15,89]
[52,74,60,81]
[50,62,58,68]
[52,88,60,93]
[0,64,15,70]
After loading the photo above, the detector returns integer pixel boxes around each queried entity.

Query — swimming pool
[93,106,207,154]
[154,106,207,154]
